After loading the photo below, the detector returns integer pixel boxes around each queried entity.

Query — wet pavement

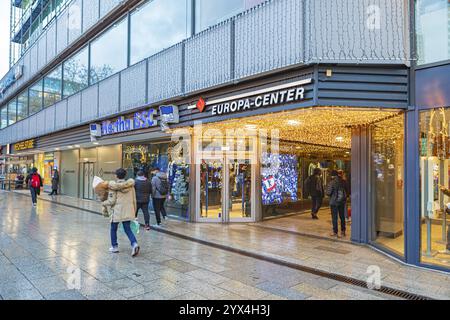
[0,191,445,300]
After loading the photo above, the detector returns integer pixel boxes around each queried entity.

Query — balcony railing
[0,0,411,146]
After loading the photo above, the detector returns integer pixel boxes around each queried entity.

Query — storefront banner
[188,78,312,116]
[13,139,36,152]
[100,109,158,136]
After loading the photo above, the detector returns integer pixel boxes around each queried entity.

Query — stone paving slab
[0,190,416,300]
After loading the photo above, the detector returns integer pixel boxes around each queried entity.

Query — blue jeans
[30,187,39,204]
[331,204,346,234]
[110,221,137,248]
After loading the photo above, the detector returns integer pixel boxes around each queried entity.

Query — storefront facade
[0,0,448,273]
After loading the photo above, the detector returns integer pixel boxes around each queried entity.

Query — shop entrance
[197,107,406,249]
[196,155,256,223]
[82,162,95,200]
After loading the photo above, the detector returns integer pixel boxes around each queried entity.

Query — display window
[370,115,405,257]
[419,108,450,268]
[123,142,189,219]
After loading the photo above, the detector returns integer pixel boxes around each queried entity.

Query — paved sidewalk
[7,190,450,300]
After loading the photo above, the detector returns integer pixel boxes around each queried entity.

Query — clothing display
[261,153,299,205]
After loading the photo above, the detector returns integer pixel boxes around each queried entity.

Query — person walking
[49,167,60,196]
[102,168,140,257]
[151,167,169,226]
[25,167,43,207]
[305,168,324,219]
[134,170,152,231]
[326,170,347,238]
[338,170,351,223]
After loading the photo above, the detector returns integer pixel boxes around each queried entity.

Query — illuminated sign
[13,139,35,151]
[187,79,312,116]
[98,109,158,137]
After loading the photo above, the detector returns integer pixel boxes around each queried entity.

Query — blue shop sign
[100,109,158,136]
[0,65,23,98]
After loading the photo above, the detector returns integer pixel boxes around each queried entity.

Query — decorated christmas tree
[172,167,188,205]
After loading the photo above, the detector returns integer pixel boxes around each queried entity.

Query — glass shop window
[419,108,450,269]
[370,114,405,257]
[122,142,190,220]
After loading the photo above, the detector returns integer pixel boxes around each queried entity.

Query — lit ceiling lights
[287,120,301,126]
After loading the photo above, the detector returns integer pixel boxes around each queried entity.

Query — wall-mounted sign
[90,124,102,137]
[98,109,158,137]
[0,65,23,98]
[13,139,36,151]
[188,78,312,116]
[159,105,179,124]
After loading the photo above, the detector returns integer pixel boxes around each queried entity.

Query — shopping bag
[121,220,140,235]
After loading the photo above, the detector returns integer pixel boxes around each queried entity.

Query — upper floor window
[195,0,265,32]
[8,100,17,126]
[17,90,29,121]
[63,46,89,97]
[44,65,63,108]
[90,18,128,84]
[0,106,7,129]
[29,79,43,116]
[130,0,190,65]
[416,0,450,65]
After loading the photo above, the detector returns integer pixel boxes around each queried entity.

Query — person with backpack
[25,167,43,207]
[134,170,152,231]
[151,167,169,226]
[304,168,324,220]
[326,170,347,238]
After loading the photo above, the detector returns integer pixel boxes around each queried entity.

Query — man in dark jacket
[134,170,152,231]
[25,167,43,207]
[305,168,324,220]
[151,168,169,226]
[49,168,59,195]
[326,170,347,238]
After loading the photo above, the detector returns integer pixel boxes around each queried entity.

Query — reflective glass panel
[416,0,450,65]
[29,80,43,115]
[17,90,28,121]
[44,65,62,108]
[130,0,189,65]
[63,46,89,97]
[90,18,128,84]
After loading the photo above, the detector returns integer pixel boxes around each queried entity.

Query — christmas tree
[172,167,188,205]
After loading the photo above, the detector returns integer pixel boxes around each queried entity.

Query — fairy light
[198,107,404,149]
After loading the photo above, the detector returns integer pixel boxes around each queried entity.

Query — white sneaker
[109,246,119,253]
[131,243,140,257]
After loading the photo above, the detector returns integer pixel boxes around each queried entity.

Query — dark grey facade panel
[37,125,91,150]
[317,66,409,108]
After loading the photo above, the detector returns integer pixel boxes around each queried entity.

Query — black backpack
[157,177,169,196]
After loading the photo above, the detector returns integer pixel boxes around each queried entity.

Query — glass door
[196,156,255,223]
[82,162,95,200]
[225,158,254,222]
[198,158,224,222]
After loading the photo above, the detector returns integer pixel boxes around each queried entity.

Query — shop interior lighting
[198,107,404,151]
[287,120,301,126]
